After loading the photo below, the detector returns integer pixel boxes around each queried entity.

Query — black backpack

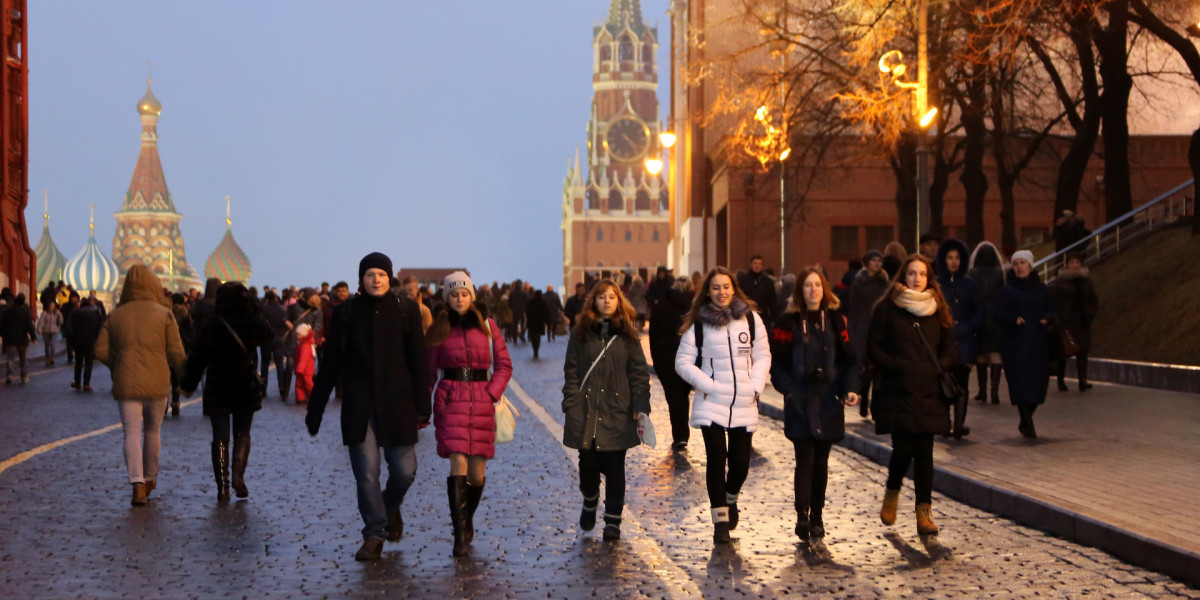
[693,311,757,367]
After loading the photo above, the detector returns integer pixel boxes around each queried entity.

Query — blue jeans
[347,418,417,541]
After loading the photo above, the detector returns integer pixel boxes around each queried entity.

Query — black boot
[464,478,485,544]
[952,392,970,438]
[211,441,230,503]
[1078,354,1092,391]
[794,506,810,541]
[447,476,470,557]
[1017,405,1037,439]
[231,433,251,498]
[579,494,599,531]
[809,508,826,539]
[975,364,988,401]
[990,365,1003,404]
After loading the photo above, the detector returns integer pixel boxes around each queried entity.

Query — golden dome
[137,79,162,116]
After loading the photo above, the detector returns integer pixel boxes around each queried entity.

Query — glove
[305,412,321,436]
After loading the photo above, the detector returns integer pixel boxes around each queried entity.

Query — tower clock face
[604,116,650,162]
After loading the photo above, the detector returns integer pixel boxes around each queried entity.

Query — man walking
[737,255,777,329]
[543,284,564,342]
[260,291,293,401]
[305,252,429,562]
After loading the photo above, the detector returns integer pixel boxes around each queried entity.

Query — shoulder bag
[483,320,520,443]
[912,321,962,406]
[217,316,268,398]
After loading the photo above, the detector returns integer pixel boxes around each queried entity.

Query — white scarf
[893,287,938,317]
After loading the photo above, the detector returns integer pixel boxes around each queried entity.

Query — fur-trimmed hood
[699,297,751,328]
[936,238,971,282]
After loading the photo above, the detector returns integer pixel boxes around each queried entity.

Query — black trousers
[887,431,935,504]
[1056,352,1090,385]
[700,425,753,507]
[654,363,692,446]
[792,439,833,514]
[73,348,95,385]
[261,344,293,398]
[529,332,542,356]
[578,448,627,516]
[210,410,255,444]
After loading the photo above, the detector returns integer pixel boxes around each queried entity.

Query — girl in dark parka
[769,267,860,541]
[968,242,1006,403]
[936,239,985,437]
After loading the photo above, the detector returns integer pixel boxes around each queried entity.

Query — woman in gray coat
[562,279,651,542]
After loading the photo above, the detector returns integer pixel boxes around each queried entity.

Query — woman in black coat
[181,282,273,502]
[648,277,694,450]
[995,250,1055,438]
[968,242,1006,403]
[936,238,985,437]
[769,267,859,541]
[1049,251,1099,392]
[525,290,549,359]
[867,254,956,537]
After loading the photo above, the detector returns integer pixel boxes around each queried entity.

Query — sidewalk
[642,336,1200,587]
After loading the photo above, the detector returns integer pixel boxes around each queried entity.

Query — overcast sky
[27,1,672,290]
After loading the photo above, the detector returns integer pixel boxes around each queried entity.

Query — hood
[936,238,971,281]
[969,241,1003,270]
[119,264,166,306]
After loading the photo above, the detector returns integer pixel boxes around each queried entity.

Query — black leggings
[530,332,542,356]
[578,448,627,516]
[700,425,753,507]
[658,369,692,446]
[793,439,833,514]
[210,411,255,444]
[887,431,934,504]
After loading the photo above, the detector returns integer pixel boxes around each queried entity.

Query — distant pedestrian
[769,267,860,541]
[508,280,528,343]
[936,238,984,438]
[919,232,941,268]
[1049,252,1099,392]
[398,275,433,333]
[259,291,293,401]
[191,278,220,334]
[306,252,430,562]
[882,241,907,280]
[848,250,889,419]
[169,293,194,416]
[626,275,648,331]
[648,276,695,450]
[1,293,37,383]
[995,250,1054,439]
[674,267,771,544]
[61,291,79,364]
[425,271,513,557]
[180,282,273,503]
[968,242,1006,404]
[36,301,63,366]
[645,266,671,315]
[68,296,104,391]
[737,255,777,330]
[563,282,586,328]
[562,279,650,541]
[867,254,955,537]
[525,289,549,359]
[288,289,323,404]
[543,285,564,342]
[495,287,515,344]
[94,265,187,506]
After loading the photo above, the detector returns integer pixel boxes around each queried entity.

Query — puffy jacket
[94,265,187,400]
[561,319,651,451]
[674,298,771,431]
[427,310,513,459]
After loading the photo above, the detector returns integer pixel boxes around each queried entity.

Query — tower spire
[89,204,95,235]
[43,190,48,226]
[225,194,232,228]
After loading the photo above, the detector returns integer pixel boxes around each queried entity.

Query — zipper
[727,324,737,425]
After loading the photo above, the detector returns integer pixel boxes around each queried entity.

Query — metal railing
[1035,179,1195,282]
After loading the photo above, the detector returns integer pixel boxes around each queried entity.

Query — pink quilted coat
[427,316,513,458]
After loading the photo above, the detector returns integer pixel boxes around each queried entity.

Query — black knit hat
[863,249,883,264]
[359,252,393,281]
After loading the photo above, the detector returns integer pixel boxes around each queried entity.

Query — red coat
[427,313,513,458]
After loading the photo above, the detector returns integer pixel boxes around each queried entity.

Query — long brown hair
[572,279,640,341]
[881,254,954,328]
[679,267,758,333]
[788,266,839,313]
[426,303,488,347]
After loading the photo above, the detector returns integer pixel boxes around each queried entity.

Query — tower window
[608,189,623,212]
[619,37,633,62]
[597,229,604,242]
[625,230,632,242]
[600,46,611,62]
[653,228,660,242]
[587,188,600,210]
[635,190,651,211]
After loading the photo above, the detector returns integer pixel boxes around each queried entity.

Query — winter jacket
[968,242,1006,355]
[674,298,771,431]
[1049,266,1099,352]
[181,311,274,415]
[0,300,36,349]
[627,280,648,316]
[525,293,550,337]
[995,274,1054,406]
[68,305,104,354]
[260,301,289,349]
[94,265,187,400]
[36,310,62,335]
[847,268,890,358]
[544,291,564,324]
[770,309,859,442]
[308,292,430,447]
[561,320,651,451]
[427,310,513,458]
[563,294,586,326]
[937,239,985,365]
[287,303,323,349]
[737,270,777,325]
[508,288,528,322]
[648,287,694,392]
[866,296,955,435]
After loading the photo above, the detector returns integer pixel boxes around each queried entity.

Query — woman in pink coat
[426,271,512,557]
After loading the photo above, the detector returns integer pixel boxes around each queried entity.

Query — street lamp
[879,34,937,246]
[1187,21,1200,37]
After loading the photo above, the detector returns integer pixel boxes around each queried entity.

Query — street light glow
[660,131,676,148]
[779,148,791,161]
[644,158,664,175]
[1187,21,1200,37]
[919,107,938,128]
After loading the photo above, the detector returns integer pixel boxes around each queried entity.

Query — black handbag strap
[217,316,254,361]
[912,321,947,377]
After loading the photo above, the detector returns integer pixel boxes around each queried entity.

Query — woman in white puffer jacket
[675,267,771,544]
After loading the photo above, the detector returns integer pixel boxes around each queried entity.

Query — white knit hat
[442,271,475,300]
[1011,250,1035,267]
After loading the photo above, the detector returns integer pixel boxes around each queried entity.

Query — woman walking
[648,276,695,451]
[968,242,1006,403]
[36,301,62,366]
[937,239,984,437]
[769,267,859,541]
[562,280,650,541]
[627,275,648,331]
[1,293,37,383]
[1049,252,1099,392]
[95,265,187,505]
[181,282,273,503]
[867,254,955,536]
[995,250,1054,438]
[525,289,549,359]
[426,272,513,557]
[674,267,771,543]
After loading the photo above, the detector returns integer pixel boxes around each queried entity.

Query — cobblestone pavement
[0,338,1196,599]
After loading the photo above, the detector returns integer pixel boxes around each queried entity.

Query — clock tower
[562,0,669,290]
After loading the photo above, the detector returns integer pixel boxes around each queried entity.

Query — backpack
[693,311,757,367]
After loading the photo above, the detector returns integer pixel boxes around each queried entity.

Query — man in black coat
[305,252,429,562]
[259,291,292,401]
[563,282,586,328]
[737,255,776,329]
[68,296,104,390]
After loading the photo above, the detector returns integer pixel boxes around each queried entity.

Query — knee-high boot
[1078,354,1092,390]
[953,392,970,438]
[231,433,251,498]
[447,476,470,557]
[989,365,1003,404]
[211,441,230,503]
[975,364,988,401]
[464,478,485,543]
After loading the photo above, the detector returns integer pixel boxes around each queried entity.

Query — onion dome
[204,226,252,284]
[34,217,68,291]
[64,219,119,294]
[137,79,162,116]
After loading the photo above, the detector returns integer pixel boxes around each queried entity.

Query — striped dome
[64,232,119,294]
[204,226,252,283]
[34,223,68,291]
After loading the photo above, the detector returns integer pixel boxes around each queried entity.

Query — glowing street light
[919,107,938,129]
[659,131,676,148]
[644,157,664,175]
[1187,21,1200,37]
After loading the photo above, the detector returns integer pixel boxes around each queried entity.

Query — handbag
[637,413,657,448]
[912,322,963,406]
[217,317,268,397]
[1057,323,1081,357]
[482,320,519,443]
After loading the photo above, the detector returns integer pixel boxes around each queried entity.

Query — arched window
[600,45,611,62]
[619,37,633,62]
[625,230,633,242]
[653,228,660,242]
[587,188,600,210]
[608,189,623,212]
[635,189,651,211]
[597,228,604,242]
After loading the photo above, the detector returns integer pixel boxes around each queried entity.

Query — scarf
[893,286,938,317]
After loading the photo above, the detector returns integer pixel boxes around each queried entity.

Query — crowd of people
[0,233,1101,562]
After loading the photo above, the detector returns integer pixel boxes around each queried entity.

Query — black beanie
[359,252,393,281]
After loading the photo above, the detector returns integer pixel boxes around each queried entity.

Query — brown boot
[880,489,900,526]
[145,479,156,498]
[916,503,939,535]
[131,483,147,506]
